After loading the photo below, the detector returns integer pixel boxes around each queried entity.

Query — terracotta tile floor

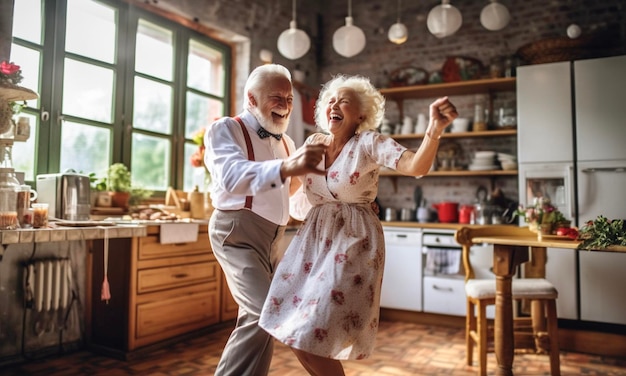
[2,320,625,375]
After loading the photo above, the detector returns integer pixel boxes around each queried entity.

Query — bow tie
[257,127,282,140]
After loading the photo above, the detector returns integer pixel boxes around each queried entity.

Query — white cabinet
[422,276,466,316]
[579,250,626,325]
[544,247,578,320]
[517,62,574,164]
[380,227,422,311]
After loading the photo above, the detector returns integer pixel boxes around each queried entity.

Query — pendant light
[426,0,462,39]
[388,0,408,44]
[277,0,311,60]
[332,0,366,58]
[480,0,511,31]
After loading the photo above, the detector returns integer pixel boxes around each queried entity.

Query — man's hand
[280,143,327,181]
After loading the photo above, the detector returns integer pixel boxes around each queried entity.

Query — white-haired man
[204,64,326,376]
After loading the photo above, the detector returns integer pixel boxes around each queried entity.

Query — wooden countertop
[0,223,148,244]
[381,221,509,231]
[472,234,626,253]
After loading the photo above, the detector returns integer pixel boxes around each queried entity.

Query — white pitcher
[401,116,413,134]
[415,113,428,134]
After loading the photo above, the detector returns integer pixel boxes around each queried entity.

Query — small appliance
[36,171,91,221]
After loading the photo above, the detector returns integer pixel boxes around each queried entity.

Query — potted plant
[106,163,132,209]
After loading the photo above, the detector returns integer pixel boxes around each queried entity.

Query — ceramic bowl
[451,117,470,133]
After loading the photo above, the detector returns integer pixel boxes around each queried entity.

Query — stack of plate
[469,151,498,171]
[497,153,518,170]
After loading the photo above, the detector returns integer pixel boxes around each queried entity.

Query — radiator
[23,258,73,333]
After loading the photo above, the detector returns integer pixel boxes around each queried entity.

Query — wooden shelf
[380,169,519,177]
[391,128,516,140]
[379,77,516,101]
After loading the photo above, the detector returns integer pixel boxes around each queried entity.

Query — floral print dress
[259,131,406,360]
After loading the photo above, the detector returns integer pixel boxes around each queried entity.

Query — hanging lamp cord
[397,0,402,22]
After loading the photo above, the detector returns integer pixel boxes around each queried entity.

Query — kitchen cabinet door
[544,247,578,320]
[380,228,422,311]
[574,55,626,162]
[517,62,574,164]
[579,250,626,325]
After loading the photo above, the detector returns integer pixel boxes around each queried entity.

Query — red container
[459,205,475,224]
[432,202,459,223]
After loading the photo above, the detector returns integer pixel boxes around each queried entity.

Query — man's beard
[252,107,289,135]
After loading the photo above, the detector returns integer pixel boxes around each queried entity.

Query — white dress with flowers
[259,131,406,360]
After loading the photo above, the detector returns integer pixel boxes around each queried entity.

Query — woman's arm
[395,97,458,177]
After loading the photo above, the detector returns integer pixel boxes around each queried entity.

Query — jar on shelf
[489,56,504,78]
[473,97,488,132]
[0,167,21,229]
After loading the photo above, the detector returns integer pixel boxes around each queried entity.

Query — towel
[424,248,462,275]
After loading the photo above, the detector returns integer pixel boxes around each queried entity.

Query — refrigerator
[517,54,626,324]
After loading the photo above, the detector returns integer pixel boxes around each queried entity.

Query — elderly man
[204,64,326,376]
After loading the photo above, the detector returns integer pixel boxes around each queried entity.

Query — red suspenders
[234,116,289,210]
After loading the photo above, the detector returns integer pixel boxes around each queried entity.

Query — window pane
[62,59,114,122]
[133,77,172,134]
[12,0,42,44]
[9,44,41,109]
[65,0,117,63]
[12,113,38,181]
[188,39,224,96]
[184,142,208,191]
[135,19,173,81]
[131,133,170,191]
[59,121,111,175]
[185,92,223,139]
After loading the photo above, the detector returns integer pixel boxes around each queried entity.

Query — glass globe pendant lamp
[480,0,511,31]
[426,0,462,39]
[277,0,311,60]
[388,0,408,44]
[333,0,366,58]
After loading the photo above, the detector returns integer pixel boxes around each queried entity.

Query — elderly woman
[259,74,457,375]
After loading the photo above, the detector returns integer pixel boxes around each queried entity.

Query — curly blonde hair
[314,74,385,133]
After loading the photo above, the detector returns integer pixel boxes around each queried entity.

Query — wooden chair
[455,225,561,376]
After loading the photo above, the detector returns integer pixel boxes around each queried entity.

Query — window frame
[10,0,232,194]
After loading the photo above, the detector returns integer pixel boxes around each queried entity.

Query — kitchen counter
[0,224,148,247]
[381,221,507,231]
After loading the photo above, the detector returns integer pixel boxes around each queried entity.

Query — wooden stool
[456,226,561,376]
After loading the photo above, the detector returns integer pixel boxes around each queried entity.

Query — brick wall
[140,0,623,215]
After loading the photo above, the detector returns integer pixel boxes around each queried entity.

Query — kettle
[432,202,459,223]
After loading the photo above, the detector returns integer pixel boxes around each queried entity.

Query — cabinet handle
[172,273,189,279]
[581,167,626,173]
[432,284,454,292]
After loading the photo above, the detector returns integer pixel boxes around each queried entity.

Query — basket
[517,32,616,64]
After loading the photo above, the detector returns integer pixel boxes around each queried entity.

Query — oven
[422,229,494,317]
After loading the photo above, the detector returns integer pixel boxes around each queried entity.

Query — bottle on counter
[188,185,205,219]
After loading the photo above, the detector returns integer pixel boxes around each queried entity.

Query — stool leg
[531,299,546,351]
[546,299,561,376]
[466,299,475,366]
[477,301,488,376]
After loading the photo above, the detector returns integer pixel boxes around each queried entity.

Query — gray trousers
[209,209,286,376]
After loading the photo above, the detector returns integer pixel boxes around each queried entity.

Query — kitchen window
[9,0,231,192]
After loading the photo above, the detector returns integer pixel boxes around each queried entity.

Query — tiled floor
[2,320,625,375]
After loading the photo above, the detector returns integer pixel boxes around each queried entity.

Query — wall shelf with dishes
[390,128,516,141]
[380,169,517,178]
[379,77,516,118]
[378,77,518,193]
